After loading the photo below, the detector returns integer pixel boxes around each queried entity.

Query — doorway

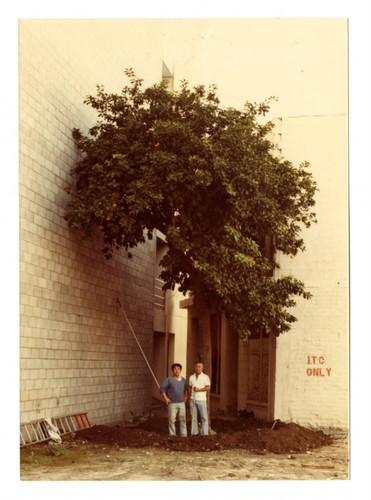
[245,328,276,420]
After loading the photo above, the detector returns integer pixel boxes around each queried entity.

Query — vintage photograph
[17,15,350,485]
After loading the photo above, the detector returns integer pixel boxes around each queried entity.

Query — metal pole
[117,297,160,388]
[191,387,196,435]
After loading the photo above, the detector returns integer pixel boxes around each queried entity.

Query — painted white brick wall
[19,20,159,425]
[273,114,348,428]
[166,291,189,374]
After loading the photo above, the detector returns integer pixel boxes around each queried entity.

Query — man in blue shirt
[160,363,189,436]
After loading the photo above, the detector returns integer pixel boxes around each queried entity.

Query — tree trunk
[197,312,212,378]
[196,306,214,431]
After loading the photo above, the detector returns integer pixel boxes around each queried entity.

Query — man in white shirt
[188,362,211,436]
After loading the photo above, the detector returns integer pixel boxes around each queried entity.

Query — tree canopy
[65,69,317,340]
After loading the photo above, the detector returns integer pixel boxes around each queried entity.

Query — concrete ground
[20,430,348,481]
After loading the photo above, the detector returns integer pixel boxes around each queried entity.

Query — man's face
[194,363,203,375]
[172,366,181,377]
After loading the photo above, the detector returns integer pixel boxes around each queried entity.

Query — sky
[152,18,347,117]
[66,18,347,118]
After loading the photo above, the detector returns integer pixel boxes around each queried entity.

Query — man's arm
[162,391,172,405]
[159,378,171,405]
[194,385,210,393]
[194,374,210,393]
[184,379,189,403]
[200,374,211,392]
[188,376,194,402]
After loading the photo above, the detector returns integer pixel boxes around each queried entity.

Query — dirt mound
[73,415,332,454]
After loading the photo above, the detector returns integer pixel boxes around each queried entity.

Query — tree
[65,69,317,342]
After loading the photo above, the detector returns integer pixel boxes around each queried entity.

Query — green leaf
[65,69,317,340]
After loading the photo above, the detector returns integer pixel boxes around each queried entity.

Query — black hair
[171,363,182,370]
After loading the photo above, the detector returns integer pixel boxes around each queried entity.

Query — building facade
[272,114,348,428]
[183,113,348,429]
[152,229,188,400]
[19,20,187,427]
[19,19,348,430]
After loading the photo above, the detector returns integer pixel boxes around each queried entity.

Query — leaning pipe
[116,297,160,388]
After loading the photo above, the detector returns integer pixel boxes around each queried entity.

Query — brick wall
[273,114,348,428]
[19,20,159,425]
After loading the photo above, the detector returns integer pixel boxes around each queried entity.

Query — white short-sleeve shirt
[189,372,210,401]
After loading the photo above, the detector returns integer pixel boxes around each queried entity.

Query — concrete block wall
[166,290,189,375]
[19,20,159,425]
[273,114,348,428]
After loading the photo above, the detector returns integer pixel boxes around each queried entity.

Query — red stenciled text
[306,356,331,376]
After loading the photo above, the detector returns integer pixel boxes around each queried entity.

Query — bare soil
[20,412,350,481]
[72,413,332,454]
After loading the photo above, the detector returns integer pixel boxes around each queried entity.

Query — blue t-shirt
[159,376,189,403]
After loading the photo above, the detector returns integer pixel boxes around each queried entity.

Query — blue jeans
[168,402,187,436]
[190,400,208,435]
